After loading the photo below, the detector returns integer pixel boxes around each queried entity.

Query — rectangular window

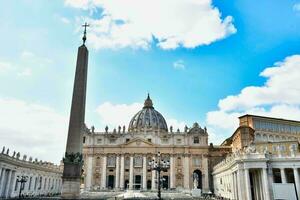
[97,138,102,144]
[107,156,116,167]
[134,157,143,167]
[176,139,182,144]
[147,138,152,142]
[194,137,199,144]
[126,138,130,142]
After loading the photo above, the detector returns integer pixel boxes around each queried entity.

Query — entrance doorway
[162,176,169,189]
[134,175,141,190]
[193,170,202,189]
[107,175,115,189]
[147,180,151,190]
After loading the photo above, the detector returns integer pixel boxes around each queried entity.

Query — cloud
[61,17,71,24]
[173,59,185,70]
[67,0,236,50]
[0,98,68,164]
[18,68,32,77]
[293,3,300,12]
[95,101,186,131]
[0,61,12,73]
[206,55,300,142]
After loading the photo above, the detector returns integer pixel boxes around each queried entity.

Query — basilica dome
[128,94,168,133]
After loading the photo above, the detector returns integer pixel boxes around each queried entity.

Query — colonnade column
[142,156,147,190]
[129,156,134,190]
[120,155,125,189]
[5,169,12,198]
[293,168,300,197]
[244,169,252,200]
[170,156,175,189]
[183,155,190,189]
[0,168,4,196]
[236,169,243,199]
[101,156,107,189]
[262,168,270,200]
[115,155,120,189]
[280,168,287,183]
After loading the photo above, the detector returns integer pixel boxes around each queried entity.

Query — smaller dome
[128,94,168,133]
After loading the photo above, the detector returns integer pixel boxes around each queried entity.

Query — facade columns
[262,168,270,200]
[244,169,252,200]
[203,156,209,192]
[85,156,93,190]
[129,156,134,190]
[101,156,107,189]
[142,156,147,190]
[120,155,125,189]
[0,168,5,197]
[280,168,287,183]
[170,156,175,189]
[115,156,120,189]
[183,155,190,189]
[293,168,300,197]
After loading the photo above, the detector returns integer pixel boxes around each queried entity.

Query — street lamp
[16,175,28,198]
[148,152,170,200]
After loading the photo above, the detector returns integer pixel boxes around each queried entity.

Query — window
[107,156,116,167]
[194,137,199,144]
[162,138,168,143]
[147,138,152,142]
[97,138,102,144]
[192,157,201,166]
[83,136,86,143]
[176,139,182,144]
[109,139,116,144]
[126,138,130,142]
[134,156,143,167]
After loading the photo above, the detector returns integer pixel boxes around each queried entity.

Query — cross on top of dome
[143,93,154,108]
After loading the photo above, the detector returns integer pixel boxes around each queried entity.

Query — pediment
[123,138,154,147]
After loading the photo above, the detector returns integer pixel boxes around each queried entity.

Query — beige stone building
[213,114,300,200]
[82,95,230,192]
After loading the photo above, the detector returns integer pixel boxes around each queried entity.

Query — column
[183,155,190,189]
[293,168,300,197]
[280,168,287,183]
[0,168,4,197]
[151,163,156,190]
[4,170,12,198]
[262,168,270,200]
[120,155,125,189]
[244,169,252,200]
[203,156,209,192]
[142,156,147,190]
[170,156,175,189]
[236,169,243,199]
[115,156,120,189]
[101,156,107,189]
[85,156,93,190]
[129,156,134,190]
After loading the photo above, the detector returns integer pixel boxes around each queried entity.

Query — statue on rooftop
[1,146,5,154]
[105,126,108,133]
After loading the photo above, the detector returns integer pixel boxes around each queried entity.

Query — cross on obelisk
[61,23,89,199]
[82,22,89,44]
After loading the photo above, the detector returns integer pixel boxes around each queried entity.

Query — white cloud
[206,55,300,142]
[67,0,236,50]
[173,59,185,70]
[0,98,68,164]
[18,68,32,77]
[0,61,12,73]
[293,3,300,11]
[61,17,71,24]
[95,101,187,131]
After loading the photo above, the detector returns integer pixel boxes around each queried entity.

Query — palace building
[82,94,230,192]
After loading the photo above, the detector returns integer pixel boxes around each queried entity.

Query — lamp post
[148,152,170,200]
[16,175,28,198]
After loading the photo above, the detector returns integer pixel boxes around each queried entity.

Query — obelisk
[61,23,89,199]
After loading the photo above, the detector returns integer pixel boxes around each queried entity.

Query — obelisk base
[61,178,81,199]
[61,162,83,199]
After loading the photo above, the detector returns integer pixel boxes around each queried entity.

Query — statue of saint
[193,172,199,189]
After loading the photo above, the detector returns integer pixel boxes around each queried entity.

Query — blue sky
[1,0,300,163]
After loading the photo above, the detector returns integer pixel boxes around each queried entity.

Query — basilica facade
[82,95,230,192]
